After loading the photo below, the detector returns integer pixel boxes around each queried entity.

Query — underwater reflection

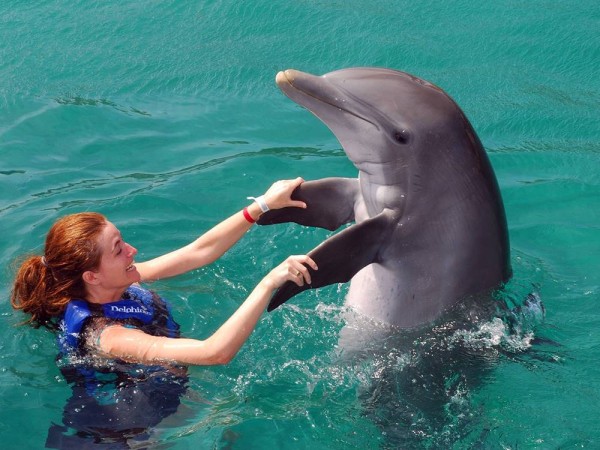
[46,360,188,449]
[336,291,545,448]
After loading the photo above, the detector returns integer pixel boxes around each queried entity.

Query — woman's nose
[125,243,137,257]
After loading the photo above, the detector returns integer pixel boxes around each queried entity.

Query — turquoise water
[1,0,599,448]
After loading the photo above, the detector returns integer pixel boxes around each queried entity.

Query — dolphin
[259,68,511,328]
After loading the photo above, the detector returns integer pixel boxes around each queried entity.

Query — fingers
[288,176,305,190]
[287,255,318,286]
[288,200,307,209]
[264,254,318,290]
[263,177,306,210]
[286,177,307,209]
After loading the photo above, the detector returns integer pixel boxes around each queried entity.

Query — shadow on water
[336,286,547,449]
[46,359,189,449]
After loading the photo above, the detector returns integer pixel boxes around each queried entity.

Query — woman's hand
[262,177,307,210]
[262,255,318,290]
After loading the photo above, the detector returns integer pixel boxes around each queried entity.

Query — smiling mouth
[126,263,136,272]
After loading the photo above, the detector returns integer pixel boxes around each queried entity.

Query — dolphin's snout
[275,69,298,87]
[275,70,288,86]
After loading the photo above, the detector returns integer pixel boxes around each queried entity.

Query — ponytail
[11,256,65,329]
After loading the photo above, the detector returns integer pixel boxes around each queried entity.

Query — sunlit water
[1,1,599,448]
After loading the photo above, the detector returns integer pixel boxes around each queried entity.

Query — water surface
[1,1,599,448]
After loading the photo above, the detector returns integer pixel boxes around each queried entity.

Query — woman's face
[91,221,140,290]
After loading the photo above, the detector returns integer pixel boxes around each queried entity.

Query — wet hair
[11,212,108,330]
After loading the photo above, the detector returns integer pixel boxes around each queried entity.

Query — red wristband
[242,207,256,224]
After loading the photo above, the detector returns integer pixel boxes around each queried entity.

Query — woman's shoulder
[81,316,130,356]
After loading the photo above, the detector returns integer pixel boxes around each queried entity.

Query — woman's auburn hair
[11,212,107,329]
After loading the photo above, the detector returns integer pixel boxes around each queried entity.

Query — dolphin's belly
[345,264,460,328]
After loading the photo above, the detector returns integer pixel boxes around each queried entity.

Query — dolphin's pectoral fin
[258,178,358,231]
[267,209,398,311]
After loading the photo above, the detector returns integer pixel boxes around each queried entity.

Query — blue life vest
[58,285,180,357]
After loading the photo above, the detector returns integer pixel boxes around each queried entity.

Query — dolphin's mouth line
[284,77,381,131]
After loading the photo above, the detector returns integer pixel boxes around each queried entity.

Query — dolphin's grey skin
[259,68,511,327]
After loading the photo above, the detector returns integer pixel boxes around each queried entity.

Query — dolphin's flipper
[258,178,359,231]
[267,209,398,311]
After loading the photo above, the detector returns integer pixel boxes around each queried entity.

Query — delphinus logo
[108,304,152,316]
[105,304,152,318]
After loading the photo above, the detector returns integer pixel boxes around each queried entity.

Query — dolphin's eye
[393,129,410,144]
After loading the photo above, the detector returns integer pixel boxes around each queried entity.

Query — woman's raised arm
[96,255,317,366]
[137,178,306,282]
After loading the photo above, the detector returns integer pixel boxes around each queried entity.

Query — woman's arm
[96,255,317,366]
[137,178,306,282]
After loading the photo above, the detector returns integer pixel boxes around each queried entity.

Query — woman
[11,177,317,447]
[11,177,316,366]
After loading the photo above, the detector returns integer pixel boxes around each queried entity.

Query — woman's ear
[82,270,99,285]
